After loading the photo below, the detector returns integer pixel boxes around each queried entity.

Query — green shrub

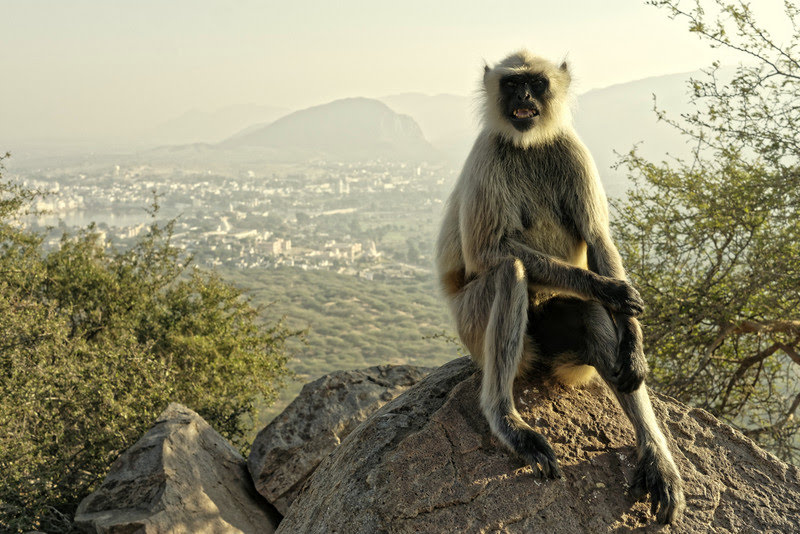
[615,1,800,462]
[0,158,298,532]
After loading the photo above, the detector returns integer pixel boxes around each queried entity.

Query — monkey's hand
[609,316,649,393]
[593,276,644,316]
[632,443,686,524]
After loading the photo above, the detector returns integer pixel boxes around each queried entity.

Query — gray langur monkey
[435,50,685,524]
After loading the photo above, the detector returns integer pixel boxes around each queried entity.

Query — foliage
[0,161,297,533]
[614,0,800,461]
[220,266,460,424]
[223,266,457,376]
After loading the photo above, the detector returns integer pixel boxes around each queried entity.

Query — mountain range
[154,70,695,195]
[376,71,696,196]
[7,70,703,191]
[147,104,290,145]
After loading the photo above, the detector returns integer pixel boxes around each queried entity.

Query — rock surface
[75,403,280,534]
[248,364,431,514]
[277,358,800,534]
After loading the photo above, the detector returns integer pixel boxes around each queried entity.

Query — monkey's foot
[502,424,562,479]
[631,444,685,524]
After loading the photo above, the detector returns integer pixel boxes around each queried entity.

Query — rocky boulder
[248,364,431,514]
[276,358,800,533]
[75,403,280,534]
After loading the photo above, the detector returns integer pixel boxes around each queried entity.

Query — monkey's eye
[503,79,516,88]
[532,78,548,92]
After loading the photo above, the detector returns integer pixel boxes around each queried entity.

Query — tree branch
[718,343,780,414]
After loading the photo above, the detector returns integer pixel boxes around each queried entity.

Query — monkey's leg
[586,309,685,524]
[529,298,684,523]
[613,386,685,524]
[606,314,649,393]
[481,258,561,478]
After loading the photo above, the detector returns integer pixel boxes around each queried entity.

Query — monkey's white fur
[482,49,573,148]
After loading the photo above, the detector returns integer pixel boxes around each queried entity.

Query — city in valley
[13,157,456,281]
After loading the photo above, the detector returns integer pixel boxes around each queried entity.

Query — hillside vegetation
[221,266,460,421]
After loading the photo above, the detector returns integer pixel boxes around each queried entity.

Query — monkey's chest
[516,202,582,263]
[517,205,588,305]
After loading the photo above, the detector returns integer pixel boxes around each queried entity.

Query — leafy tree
[614,0,800,462]
[0,158,298,532]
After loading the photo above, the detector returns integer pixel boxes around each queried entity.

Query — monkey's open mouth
[512,108,539,119]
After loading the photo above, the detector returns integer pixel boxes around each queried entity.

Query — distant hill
[146,104,289,145]
[574,71,696,197]
[221,97,439,162]
[379,93,478,162]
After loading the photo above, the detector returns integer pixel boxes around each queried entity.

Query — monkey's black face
[500,74,549,132]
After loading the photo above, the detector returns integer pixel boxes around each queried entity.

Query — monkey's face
[482,50,571,148]
[500,74,549,132]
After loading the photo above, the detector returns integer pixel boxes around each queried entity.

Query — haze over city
[1,0,787,150]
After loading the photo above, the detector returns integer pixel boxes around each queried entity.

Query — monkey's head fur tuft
[482,50,572,148]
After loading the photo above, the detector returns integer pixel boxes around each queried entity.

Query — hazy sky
[0,0,786,145]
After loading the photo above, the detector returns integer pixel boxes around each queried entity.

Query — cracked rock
[248,364,432,514]
[75,403,280,534]
[276,357,800,534]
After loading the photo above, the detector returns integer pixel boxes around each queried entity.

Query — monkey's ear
[483,62,492,86]
[560,60,572,85]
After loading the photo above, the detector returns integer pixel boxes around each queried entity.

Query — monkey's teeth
[514,109,536,118]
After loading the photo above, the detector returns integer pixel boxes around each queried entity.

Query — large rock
[277,358,800,533]
[75,403,280,534]
[248,364,431,514]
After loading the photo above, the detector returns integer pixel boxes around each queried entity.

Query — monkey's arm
[585,231,627,280]
[562,143,649,391]
[582,228,649,392]
[458,179,642,316]
[579,205,637,302]
[588,237,649,391]
[566,148,644,308]
[506,238,643,316]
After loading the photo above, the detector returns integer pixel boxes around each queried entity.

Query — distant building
[367,240,379,257]
[233,229,258,240]
[267,238,291,255]
[348,242,362,262]
[123,223,146,239]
